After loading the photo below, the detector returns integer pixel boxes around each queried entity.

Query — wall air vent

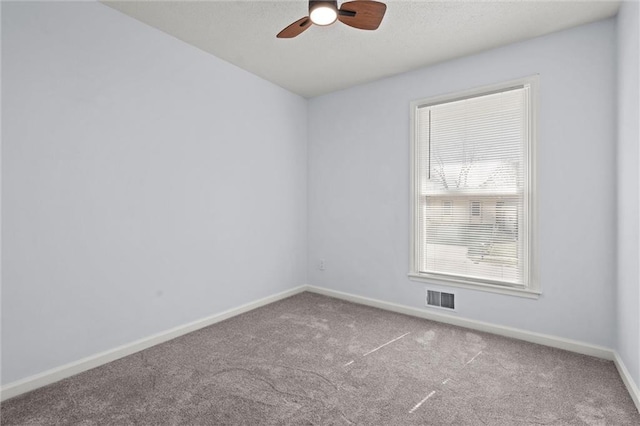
[426,290,455,310]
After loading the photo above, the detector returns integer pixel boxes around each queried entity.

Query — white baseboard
[0,285,306,402]
[305,285,614,360]
[614,352,640,413]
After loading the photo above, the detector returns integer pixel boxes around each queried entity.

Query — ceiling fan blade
[338,1,386,30]
[277,16,312,38]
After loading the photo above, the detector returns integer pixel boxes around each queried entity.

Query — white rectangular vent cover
[426,290,455,310]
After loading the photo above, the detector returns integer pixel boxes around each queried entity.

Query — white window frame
[409,76,539,298]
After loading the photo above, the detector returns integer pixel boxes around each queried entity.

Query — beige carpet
[2,292,638,425]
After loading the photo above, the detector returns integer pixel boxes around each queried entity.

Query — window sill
[408,273,541,299]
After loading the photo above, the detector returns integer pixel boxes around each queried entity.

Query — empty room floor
[1,292,638,425]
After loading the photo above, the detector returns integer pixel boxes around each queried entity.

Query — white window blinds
[414,84,531,288]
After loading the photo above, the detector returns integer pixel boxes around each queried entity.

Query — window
[409,77,538,297]
[470,201,481,217]
[442,200,452,216]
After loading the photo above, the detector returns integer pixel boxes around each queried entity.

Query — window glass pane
[415,86,528,286]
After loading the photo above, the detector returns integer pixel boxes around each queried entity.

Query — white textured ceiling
[103,0,620,98]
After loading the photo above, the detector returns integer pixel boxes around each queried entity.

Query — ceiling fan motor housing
[309,0,339,14]
[309,1,339,26]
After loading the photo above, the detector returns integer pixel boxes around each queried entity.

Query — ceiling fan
[277,0,387,38]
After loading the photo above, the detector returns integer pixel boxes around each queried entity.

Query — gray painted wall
[617,0,640,387]
[308,19,618,348]
[1,2,307,384]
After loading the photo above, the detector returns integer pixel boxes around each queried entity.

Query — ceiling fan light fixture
[277,0,386,38]
[309,1,338,26]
